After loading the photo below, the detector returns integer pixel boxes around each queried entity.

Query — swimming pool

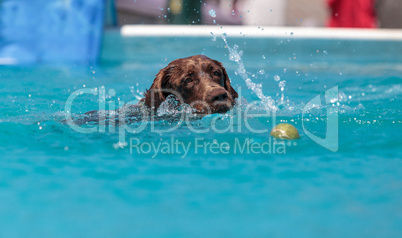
[1,27,401,237]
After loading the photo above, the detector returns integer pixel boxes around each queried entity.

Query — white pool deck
[121,25,402,41]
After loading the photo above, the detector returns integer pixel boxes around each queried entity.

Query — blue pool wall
[0,0,105,64]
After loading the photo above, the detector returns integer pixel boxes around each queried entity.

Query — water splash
[210,32,216,42]
[278,79,286,104]
[157,95,194,117]
[129,85,143,101]
[221,34,277,111]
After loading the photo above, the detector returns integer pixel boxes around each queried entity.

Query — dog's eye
[213,71,221,77]
[183,78,193,84]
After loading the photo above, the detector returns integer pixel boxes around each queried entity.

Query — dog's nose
[211,90,229,102]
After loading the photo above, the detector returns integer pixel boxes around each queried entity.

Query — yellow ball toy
[270,123,300,140]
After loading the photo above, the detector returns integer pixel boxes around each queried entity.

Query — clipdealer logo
[64,86,339,153]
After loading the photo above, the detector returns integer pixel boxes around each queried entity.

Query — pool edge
[121,25,402,41]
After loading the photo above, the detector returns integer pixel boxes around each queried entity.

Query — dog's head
[144,55,238,114]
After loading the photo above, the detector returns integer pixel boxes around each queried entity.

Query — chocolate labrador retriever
[143,55,238,114]
[83,55,238,122]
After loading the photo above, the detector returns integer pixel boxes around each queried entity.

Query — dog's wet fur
[84,55,238,122]
[143,55,238,114]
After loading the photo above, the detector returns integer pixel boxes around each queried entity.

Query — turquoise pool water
[0,31,401,237]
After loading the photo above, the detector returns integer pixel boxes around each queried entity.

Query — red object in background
[328,0,377,28]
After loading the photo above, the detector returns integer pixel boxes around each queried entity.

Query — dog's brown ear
[144,66,173,110]
[214,60,238,99]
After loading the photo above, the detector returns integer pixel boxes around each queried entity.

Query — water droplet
[209,9,216,18]
[279,80,286,90]
[262,55,266,59]
[258,70,265,75]
[274,75,280,81]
